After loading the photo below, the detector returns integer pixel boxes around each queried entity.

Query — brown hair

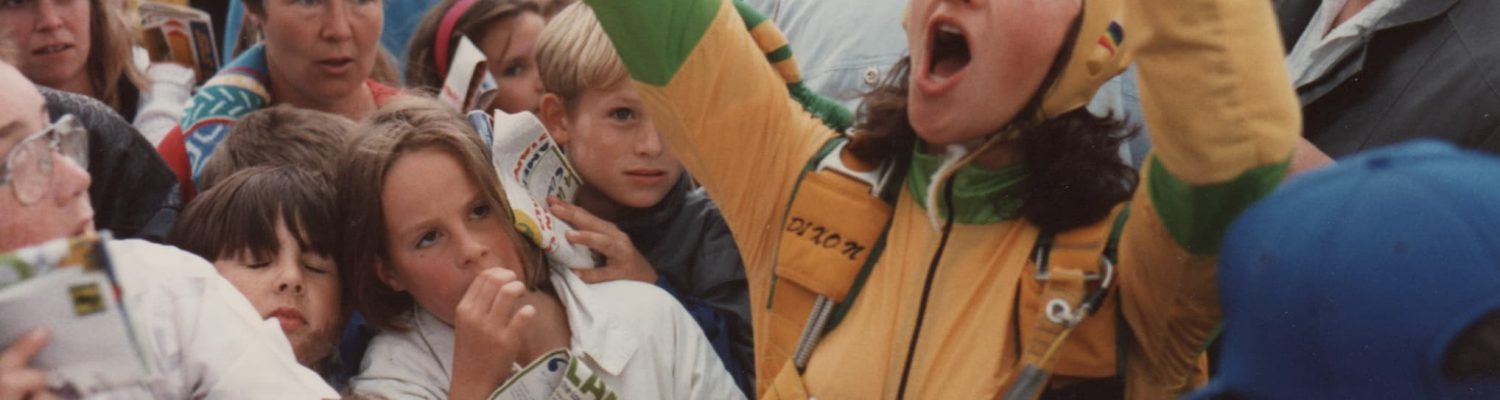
[90,0,148,113]
[169,165,340,267]
[200,105,356,191]
[851,55,1137,233]
[334,94,549,332]
[534,2,627,112]
[370,46,402,87]
[403,0,541,90]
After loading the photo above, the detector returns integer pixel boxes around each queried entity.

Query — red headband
[434,0,479,76]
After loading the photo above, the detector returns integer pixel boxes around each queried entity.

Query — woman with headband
[405,0,546,114]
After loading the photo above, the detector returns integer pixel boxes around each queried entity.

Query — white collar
[1285,0,1407,88]
[548,268,641,376]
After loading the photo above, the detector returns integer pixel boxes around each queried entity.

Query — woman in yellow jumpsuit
[579,0,1301,397]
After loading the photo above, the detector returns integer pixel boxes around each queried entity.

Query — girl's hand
[448,269,536,400]
[1,328,58,400]
[548,197,658,284]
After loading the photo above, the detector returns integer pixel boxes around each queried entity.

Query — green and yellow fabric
[582,0,1299,397]
[732,0,854,133]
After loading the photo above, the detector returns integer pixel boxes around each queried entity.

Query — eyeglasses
[0,115,89,206]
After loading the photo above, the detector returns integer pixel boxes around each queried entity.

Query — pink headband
[434,0,479,76]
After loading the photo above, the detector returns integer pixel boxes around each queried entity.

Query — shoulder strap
[762,137,900,390]
[1006,205,1127,400]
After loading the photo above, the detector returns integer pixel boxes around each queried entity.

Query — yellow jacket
[583,0,1300,397]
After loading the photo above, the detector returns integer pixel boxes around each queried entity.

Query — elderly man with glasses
[0,60,336,399]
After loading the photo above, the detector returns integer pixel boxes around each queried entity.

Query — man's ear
[539,93,571,146]
[375,260,406,292]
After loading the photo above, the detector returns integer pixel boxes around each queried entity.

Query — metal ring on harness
[1039,256,1116,326]
[1045,299,1074,325]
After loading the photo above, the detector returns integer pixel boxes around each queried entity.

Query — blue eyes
[503,63,528,77]
[470,204,492,219]
[415,231,439,249]
[413,203,493,250]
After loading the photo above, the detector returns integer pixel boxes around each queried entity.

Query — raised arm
[582,0,839,273]
[1116,0,1300,396]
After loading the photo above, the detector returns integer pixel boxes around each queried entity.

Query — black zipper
[896,179,957,399]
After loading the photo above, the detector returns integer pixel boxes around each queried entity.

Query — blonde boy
[535,3,754,393]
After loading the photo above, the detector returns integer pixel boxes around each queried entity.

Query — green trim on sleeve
[586,0,721,86]
[1147,156,1290,255]
[787,84,855,133]
[767,45,794,63]
[733,0,768,27]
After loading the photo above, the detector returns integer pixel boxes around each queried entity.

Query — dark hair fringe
[849,57,1138,233]
[169,165,340,263]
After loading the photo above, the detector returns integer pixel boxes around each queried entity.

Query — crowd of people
[1,0,1498,398]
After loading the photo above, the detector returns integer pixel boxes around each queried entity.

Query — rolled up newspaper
[483,110,596,268]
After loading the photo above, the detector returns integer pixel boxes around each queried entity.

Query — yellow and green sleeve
[1115,0,1300,396]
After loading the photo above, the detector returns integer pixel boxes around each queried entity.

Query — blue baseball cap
[1190,140,1500,399]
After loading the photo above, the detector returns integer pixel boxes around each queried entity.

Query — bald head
[0,62,47,148]
[0,60,94,252]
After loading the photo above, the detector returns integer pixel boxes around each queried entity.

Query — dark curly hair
[848,55,1137,233]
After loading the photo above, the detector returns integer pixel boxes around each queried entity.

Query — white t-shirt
[351,268,745,399]
[94,239,337,399]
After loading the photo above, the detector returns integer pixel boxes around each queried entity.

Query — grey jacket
[1274,0,1500,157]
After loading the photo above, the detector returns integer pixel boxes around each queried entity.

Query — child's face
[377,147,526,326]
[905,0,1081,145]
[479,11,547,114]
[551,84,684,209]
[212,220,341,367]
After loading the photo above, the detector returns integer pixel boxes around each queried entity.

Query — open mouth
[928,23,971,80]
[33,44,73,56]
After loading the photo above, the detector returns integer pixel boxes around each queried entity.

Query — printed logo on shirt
[564,360,618,400]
